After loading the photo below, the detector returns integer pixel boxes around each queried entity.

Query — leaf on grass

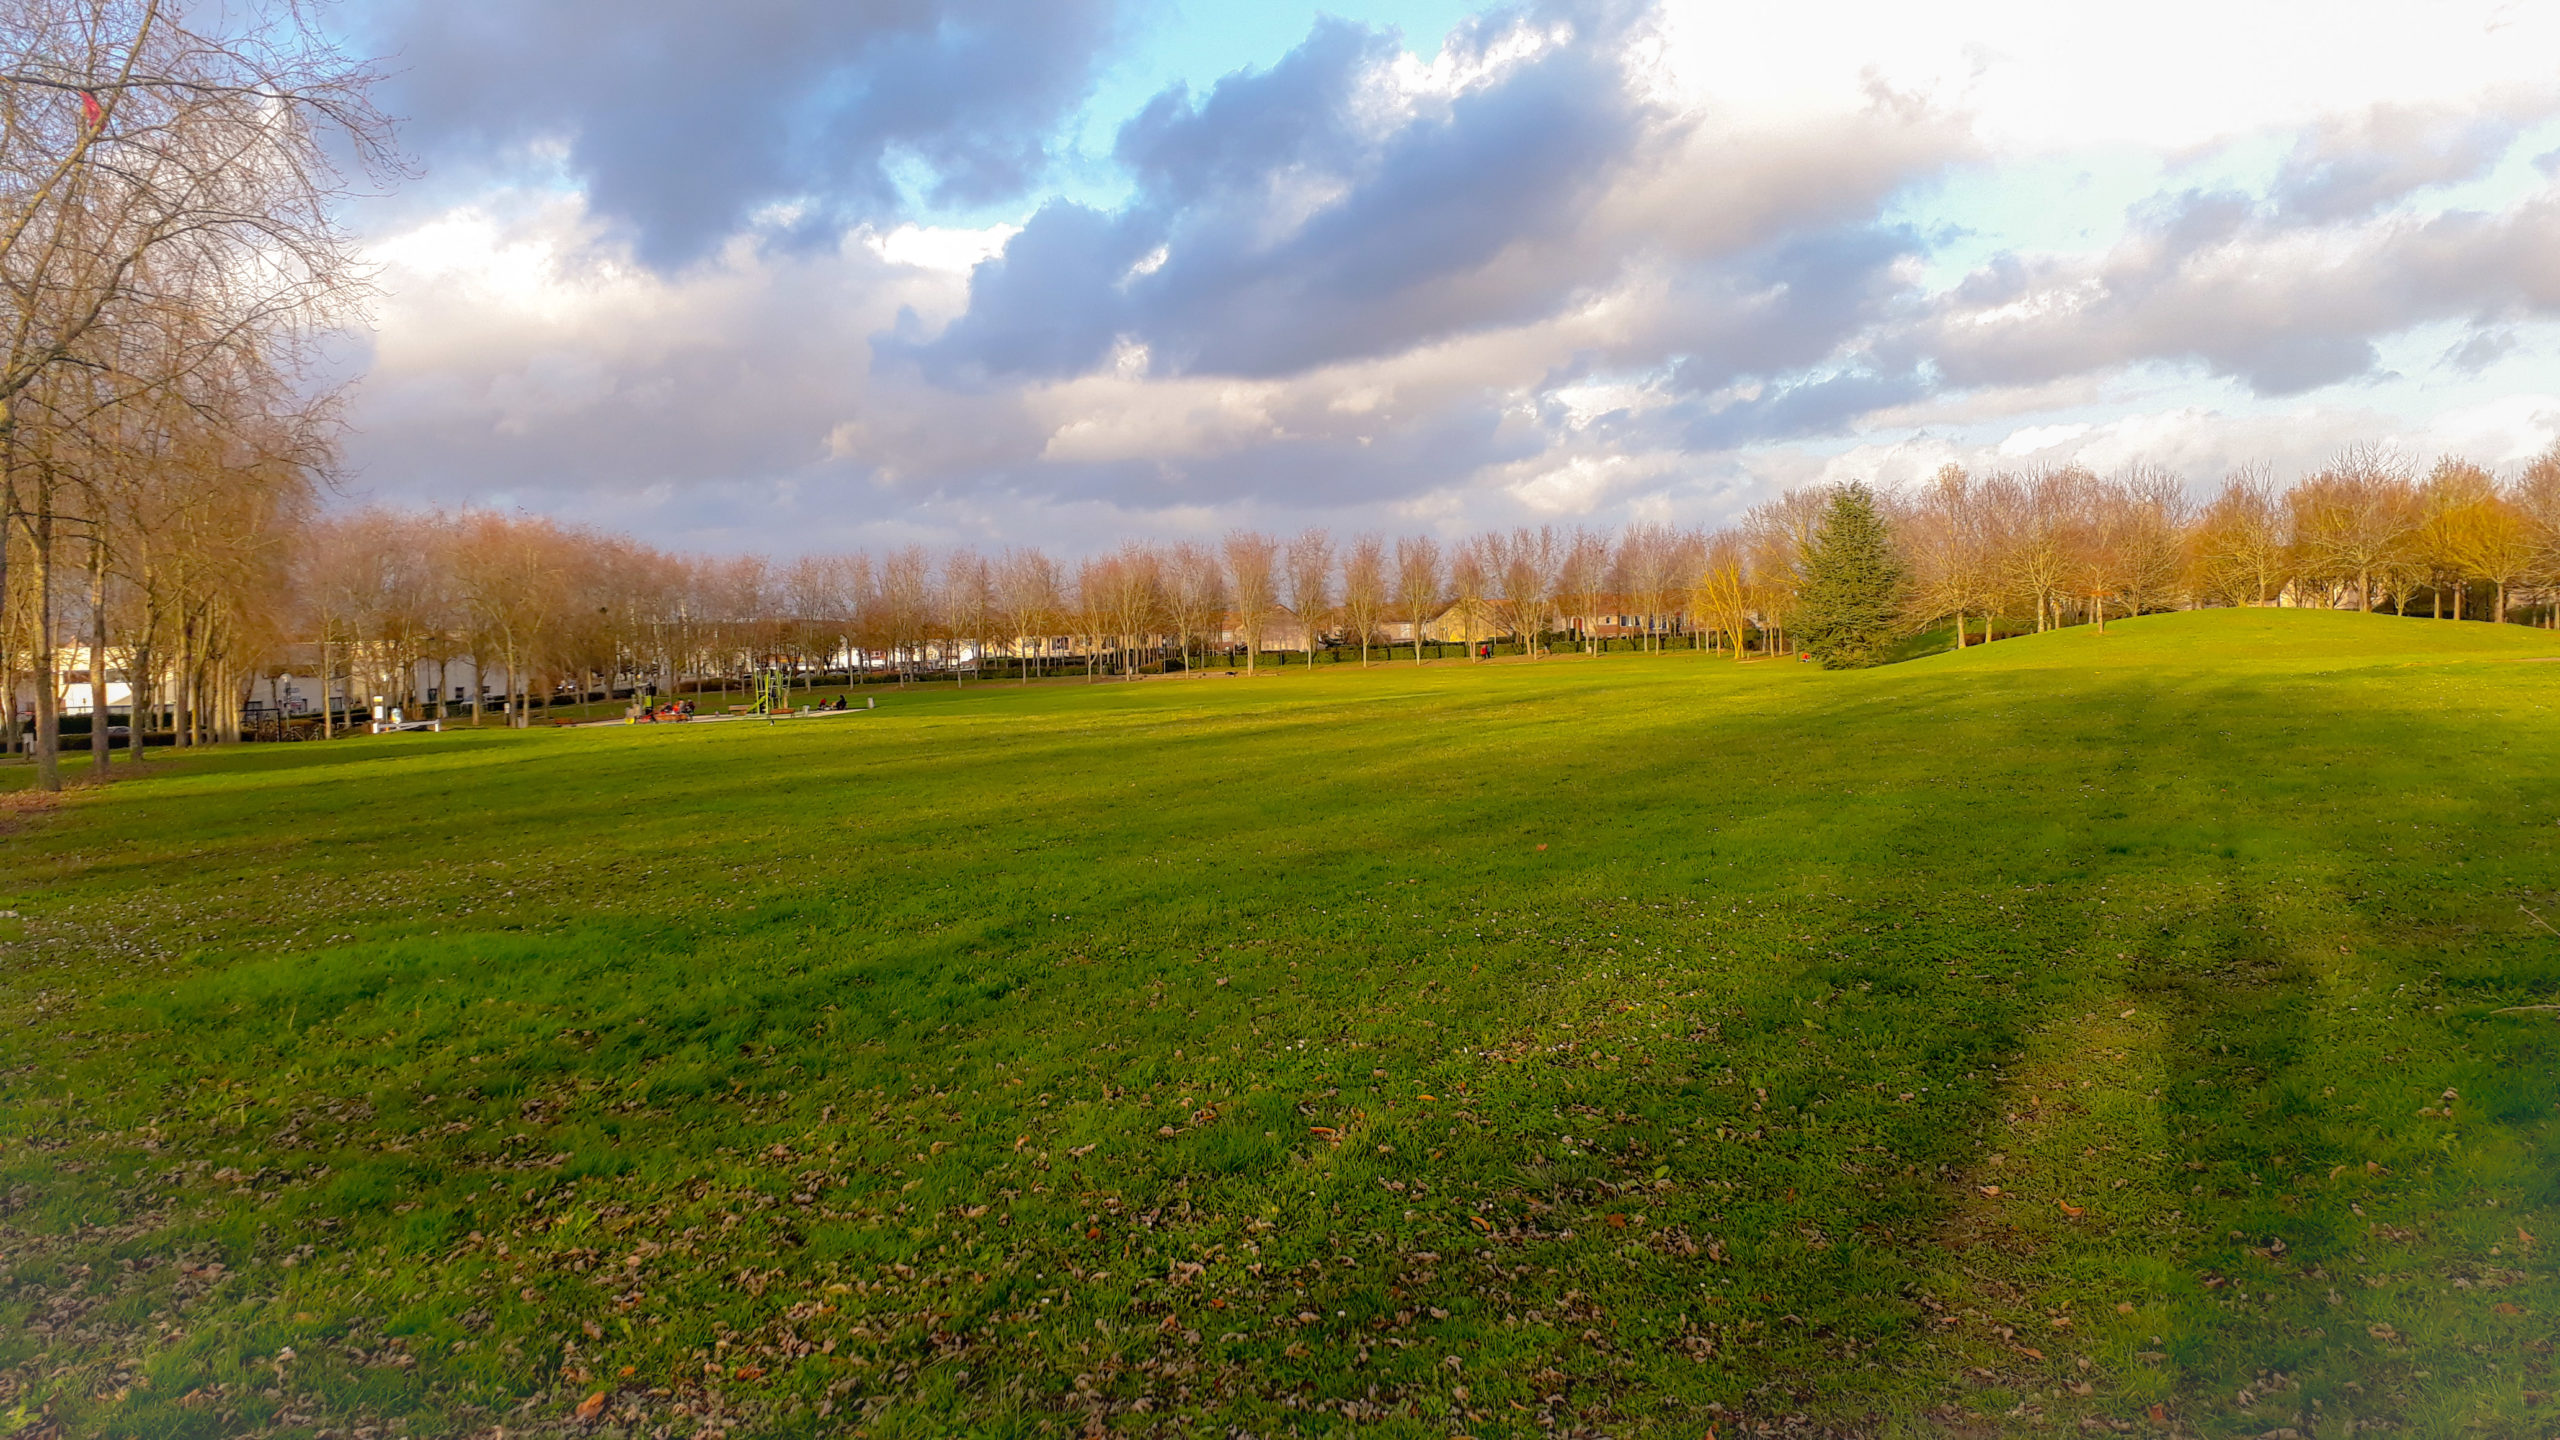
[574,1391,607,1421]
[2058,1201,2084,1219]
[1978,1186,2000,1198]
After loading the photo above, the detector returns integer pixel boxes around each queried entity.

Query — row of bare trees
[22,442,2560,776]
[1895,448,2560,644]
[0,0,393,788]
[220,444,2560,731]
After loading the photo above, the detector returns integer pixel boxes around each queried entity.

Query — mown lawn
[2,608,2556,1439]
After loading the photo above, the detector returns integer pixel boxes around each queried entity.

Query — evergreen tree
[1795,483,1906,668]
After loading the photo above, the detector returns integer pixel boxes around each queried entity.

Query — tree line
[1,0,392,790]
[17,442,2547,778]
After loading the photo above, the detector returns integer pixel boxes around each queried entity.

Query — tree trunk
[88,537,111,774]
[30,505,61,792]
[173,627,194,749]
[126,646,151,762]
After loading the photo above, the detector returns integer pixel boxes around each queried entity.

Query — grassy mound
[3,609,2556,1438]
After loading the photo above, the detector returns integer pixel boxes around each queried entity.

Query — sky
[330,0,2560,556]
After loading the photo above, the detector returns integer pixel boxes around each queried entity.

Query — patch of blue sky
[1885,133,2294,293]
[1892,114,2560,297]
[878,2,1484,231]
[1884,146,2168,290]
[1052,0,1486,205]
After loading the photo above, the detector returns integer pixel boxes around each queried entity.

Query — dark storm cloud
[1678,369,1931,450]
[365,0,1119,265]
[1650,224,1922,398]
[893,11,1664,383]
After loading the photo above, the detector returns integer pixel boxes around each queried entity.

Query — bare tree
[1392,534,1440,664]
[1160,541,1223,674]
[1994,467,2090,631]
[1221,530,1277,675]
[1283,528,1332,669]
[1486,526,1557,657]
[2187,466,2291,607]
[877,546,932,682]
[1555,526,1610,653]
[2413,458,2494,618]
[2289,448,2417,611]
[1447,536,1491,659]
[941,550,990,684]
[2452,468,2538,624]
[992,547,1062,682]
[1615,524,1677,653]
[1900,465,2001,646]
[1741,494,1823,655]
[1692,530,1752,659]
[1337,534,1385,666]
[2515,443,2560,627]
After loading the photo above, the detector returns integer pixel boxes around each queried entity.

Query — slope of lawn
[2,608,2557,1439]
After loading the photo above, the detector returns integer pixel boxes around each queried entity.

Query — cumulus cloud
[2269,99,2542,222]
[1910,171,2560,396]
[334,0,2560,553]
[365,0,1118,264]
[345,191,992,547]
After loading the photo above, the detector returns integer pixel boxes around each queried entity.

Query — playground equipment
[750,669,792,720]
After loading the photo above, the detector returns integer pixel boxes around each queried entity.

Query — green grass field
[4,609,2557,1439]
